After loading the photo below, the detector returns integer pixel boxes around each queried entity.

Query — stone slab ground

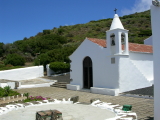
[0,103,116,120]
[14,87,153,120]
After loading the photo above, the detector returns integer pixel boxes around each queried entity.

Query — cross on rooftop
[114,8,117,14]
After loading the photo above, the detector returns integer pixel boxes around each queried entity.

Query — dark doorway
[83,57,93,89]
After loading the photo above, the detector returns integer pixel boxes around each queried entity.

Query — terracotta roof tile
[87,38,106,47]
[87,38,153,53]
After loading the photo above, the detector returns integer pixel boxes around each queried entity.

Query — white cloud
[121,0,152,15]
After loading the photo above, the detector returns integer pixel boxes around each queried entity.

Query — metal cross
[114,8,117,14]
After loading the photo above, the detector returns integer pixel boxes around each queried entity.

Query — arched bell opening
[110,33,115,46]
[121,33,126,53]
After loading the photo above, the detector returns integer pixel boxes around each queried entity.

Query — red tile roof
[87,38,153,53]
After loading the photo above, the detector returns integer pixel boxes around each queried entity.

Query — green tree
[4,53,25,66]
[0,42,4,57]
[57,28,64,35]
[34,53,50,66]
[43,30,51,35]
[138,30,152,37]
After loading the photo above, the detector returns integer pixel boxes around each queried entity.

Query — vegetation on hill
[0,10,151,68]
[4,53,25,66]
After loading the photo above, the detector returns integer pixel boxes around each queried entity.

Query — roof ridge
[87,37,152,46]
[86,37,153,53]
[129,42,152,46]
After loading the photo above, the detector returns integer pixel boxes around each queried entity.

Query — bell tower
[106,9,129,55]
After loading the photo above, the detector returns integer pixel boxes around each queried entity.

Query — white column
[115,31,122,54]
[124,32,129,55]
[151,5,160,120]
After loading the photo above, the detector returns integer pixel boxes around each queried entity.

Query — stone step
[52,83,67,86]
[50,82,67,88]
[51,84,66,87]
[50,85,66,88]
[55,82,67,84]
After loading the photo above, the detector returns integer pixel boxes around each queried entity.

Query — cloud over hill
[121,0,152,15]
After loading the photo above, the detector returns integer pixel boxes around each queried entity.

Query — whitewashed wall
[69,38,153,95]
[46,64,55,76]
[70,39,119,90]
[129,52,153,81]
[151,5,160,120]
[0,66,44,81]
[119,56,152,93]
[144,36,152,45]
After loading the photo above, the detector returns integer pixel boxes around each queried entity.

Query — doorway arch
[83,56,93,89]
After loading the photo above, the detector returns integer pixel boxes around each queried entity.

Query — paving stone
[14,87,154,119]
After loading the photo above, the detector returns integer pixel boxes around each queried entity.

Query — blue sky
[0,0,152,44]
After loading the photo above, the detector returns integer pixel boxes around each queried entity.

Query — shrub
[23,96,51,102]
[49,62,70,73]
[8,91,20,96]
[5,64,13,67]
[57,28,65,35]
[4,53,25,66]
[0,61,5,68]
[24,93,30,99]
[66,33,74,37]
[0,87,4,97]
[0,86,20,97]
[43,30,51,35]
[3,86,11,96]
[96,28,101,31]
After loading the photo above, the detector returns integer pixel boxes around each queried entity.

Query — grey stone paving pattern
[14,87,154,120]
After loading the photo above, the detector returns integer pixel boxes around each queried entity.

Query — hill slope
[0,10,152,66]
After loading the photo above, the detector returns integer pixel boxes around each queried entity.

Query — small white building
[67,14,153,96]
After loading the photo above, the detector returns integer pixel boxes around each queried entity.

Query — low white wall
[67,84,80,91]
[91,87,119,96]
[0,66,44,81]
[46,64,55,76]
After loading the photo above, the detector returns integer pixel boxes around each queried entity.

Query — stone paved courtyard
[14,87,154,120]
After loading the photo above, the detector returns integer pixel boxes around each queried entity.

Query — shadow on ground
[139,117,154,120]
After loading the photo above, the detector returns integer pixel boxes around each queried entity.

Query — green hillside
[0,10,152,67]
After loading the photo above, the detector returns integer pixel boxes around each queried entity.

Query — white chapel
[67,13,153,96]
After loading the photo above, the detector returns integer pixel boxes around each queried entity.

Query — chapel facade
[67,13,153,96]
